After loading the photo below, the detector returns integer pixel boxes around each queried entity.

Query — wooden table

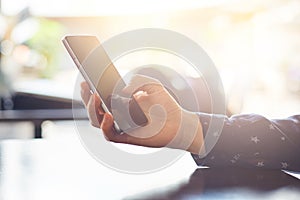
[0,138,299,200]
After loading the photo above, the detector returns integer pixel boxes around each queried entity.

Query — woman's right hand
[80,75,204,155]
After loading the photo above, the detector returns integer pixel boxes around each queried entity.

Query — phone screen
[63,35,148,132]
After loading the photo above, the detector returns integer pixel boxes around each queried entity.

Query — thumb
[122,74,162,95]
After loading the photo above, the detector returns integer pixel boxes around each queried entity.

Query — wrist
[184,111,205,155]
[168,110,205,155]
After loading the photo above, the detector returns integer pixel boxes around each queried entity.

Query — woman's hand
[80,75,204,154]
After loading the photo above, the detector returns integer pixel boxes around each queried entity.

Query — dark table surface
[0,139,299,200]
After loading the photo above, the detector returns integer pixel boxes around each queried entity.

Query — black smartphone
[62,35,148,133]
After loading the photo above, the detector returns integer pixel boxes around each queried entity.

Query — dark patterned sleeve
[191,113,300,171]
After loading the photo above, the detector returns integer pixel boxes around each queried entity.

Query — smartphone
[62,35,148,133]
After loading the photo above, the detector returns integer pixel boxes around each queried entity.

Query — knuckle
[104,136,112,142]
[104,134,115,142]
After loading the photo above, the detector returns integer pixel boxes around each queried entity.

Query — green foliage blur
[26,18,64,78]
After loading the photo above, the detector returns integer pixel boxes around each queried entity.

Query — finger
[101,113,146,145]
[82,82,105,114]
[81,82,92,106]
[101,113,130,143]
[94,94,105,115]
[87,94,103,128]
[101,113,119,140]
[122,74,162,95]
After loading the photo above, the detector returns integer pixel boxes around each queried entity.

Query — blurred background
[0,0,300,139]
